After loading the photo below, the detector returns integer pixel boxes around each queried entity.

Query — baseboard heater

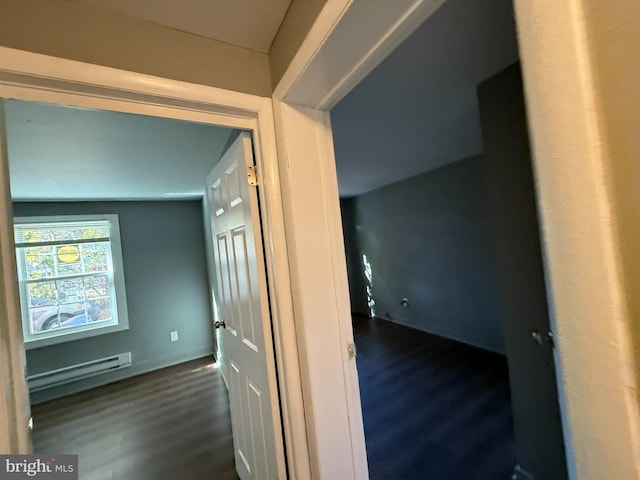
[27,352,132,392]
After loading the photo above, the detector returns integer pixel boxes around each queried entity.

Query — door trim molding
[271,101,369,478]
[273,0,640,477]
[514,0,640,477]
[271,1,457,477]
[0,46,309,477]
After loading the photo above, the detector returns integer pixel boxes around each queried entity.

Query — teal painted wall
[343,156,505,353]
[14,201,215,403]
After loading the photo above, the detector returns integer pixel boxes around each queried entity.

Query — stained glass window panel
[27,281,57,307]
[82,243,109,273]
[88,298,112,322]
[84,275,109,299]
[57,278,85,303]
[15,223,110,244]
[24,247,55,280]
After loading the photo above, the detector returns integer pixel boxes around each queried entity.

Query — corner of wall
[268,0,329,90]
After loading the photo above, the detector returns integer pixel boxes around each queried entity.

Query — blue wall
[14,200,215,403]
[343,156,505,353]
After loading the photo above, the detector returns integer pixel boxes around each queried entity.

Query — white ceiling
[6,100,234,201]
[331,0,519,197]
[71,0,292,53]
[6,0,519,202]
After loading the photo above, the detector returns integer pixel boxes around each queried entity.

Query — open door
[0,100,32,453]
[478,65,568,479]
[205,132,285,480]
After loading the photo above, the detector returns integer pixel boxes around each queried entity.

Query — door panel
[230,361,251,475]
[232,227,258,348]
[478,64,567,479]
[247,379,269,474]
[206,131,284,480]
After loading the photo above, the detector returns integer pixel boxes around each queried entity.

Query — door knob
[214,320,226,330]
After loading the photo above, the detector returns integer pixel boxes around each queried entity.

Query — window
[14,214,129,349]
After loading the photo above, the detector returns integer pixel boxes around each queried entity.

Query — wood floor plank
[32,321,516,479]
[31,357,239,480]
[354,315,516,479]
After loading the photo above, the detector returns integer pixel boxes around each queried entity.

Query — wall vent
[27,352,132,392]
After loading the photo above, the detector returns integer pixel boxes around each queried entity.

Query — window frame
[13,214,130,349]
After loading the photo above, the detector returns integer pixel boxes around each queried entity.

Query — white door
[205,132,285,480]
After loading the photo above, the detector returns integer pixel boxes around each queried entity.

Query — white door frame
[0,47,311,477]
[0,0,639,478]
[270,0,640,479]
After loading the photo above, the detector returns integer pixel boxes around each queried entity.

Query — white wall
[0,0,272,96]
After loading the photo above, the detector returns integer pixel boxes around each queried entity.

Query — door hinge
[247,165,258,186]
[347,342,357,359]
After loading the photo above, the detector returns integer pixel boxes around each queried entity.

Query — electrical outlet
[170,331,179,342]
[401,297,409,307]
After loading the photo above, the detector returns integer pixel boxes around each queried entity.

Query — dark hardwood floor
[31,320,516,479]
[31,357,239,480]
[354,315,516,480]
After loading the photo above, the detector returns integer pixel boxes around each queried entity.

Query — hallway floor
[31,357,238,480]
[353,315,516,479]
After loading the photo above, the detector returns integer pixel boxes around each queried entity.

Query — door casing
[0,46,312,477]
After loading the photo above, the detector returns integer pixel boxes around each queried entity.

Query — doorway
[4,99,228,476]
[0,53,311,476]
[2,98,286,479]
[331,0,566,477]
[5,98,229,397]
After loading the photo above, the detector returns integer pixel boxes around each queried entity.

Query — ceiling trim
[274,0,447,109]
[0,48,266,127]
